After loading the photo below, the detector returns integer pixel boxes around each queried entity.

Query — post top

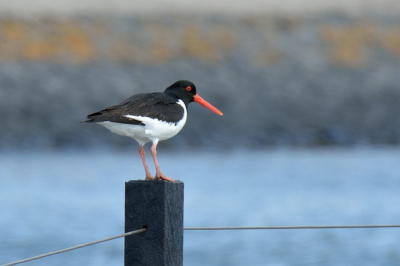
[125,180,183,185]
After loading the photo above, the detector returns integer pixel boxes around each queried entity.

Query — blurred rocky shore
[1,14,400,150]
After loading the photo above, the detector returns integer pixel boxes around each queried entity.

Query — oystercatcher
[84,80,223,182]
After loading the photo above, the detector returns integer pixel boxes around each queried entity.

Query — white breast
[98,99,187,145]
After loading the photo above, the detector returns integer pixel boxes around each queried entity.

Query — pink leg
[139,144,154,180]
[150,142,174,182]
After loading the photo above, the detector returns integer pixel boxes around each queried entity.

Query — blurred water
[0,147,400,266]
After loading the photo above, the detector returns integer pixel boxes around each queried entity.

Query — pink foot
[145,175,155,180]
[155,174,175,182]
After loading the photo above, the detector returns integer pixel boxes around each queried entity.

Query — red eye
[186,86,192,92]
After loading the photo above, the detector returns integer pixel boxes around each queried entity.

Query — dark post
[125,180,184,266]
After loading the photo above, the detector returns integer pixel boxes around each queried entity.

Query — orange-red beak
[193,94,223,116]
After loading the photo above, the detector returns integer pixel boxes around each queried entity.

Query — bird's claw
[145,175,155,180]
[155,174,175,182]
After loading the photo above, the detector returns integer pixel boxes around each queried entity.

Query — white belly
[98,100,187,145]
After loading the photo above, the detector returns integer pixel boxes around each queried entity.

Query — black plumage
[85,92,185,125]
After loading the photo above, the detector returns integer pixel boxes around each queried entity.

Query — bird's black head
[164,80,197,105]
[164,80,223,116]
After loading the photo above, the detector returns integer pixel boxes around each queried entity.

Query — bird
[84,80,223,182]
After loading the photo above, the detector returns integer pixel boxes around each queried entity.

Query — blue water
[1,148,400,266]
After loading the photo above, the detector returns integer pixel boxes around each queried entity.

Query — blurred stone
[1,15,400,150]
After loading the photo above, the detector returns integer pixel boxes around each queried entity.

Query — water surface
[1,148,399,265]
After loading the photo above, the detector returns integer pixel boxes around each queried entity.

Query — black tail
[81,111,104,123]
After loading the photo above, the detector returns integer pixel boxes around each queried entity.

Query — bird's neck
[165,92,191,107]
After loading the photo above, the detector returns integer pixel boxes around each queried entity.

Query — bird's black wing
[85,93,185,125]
